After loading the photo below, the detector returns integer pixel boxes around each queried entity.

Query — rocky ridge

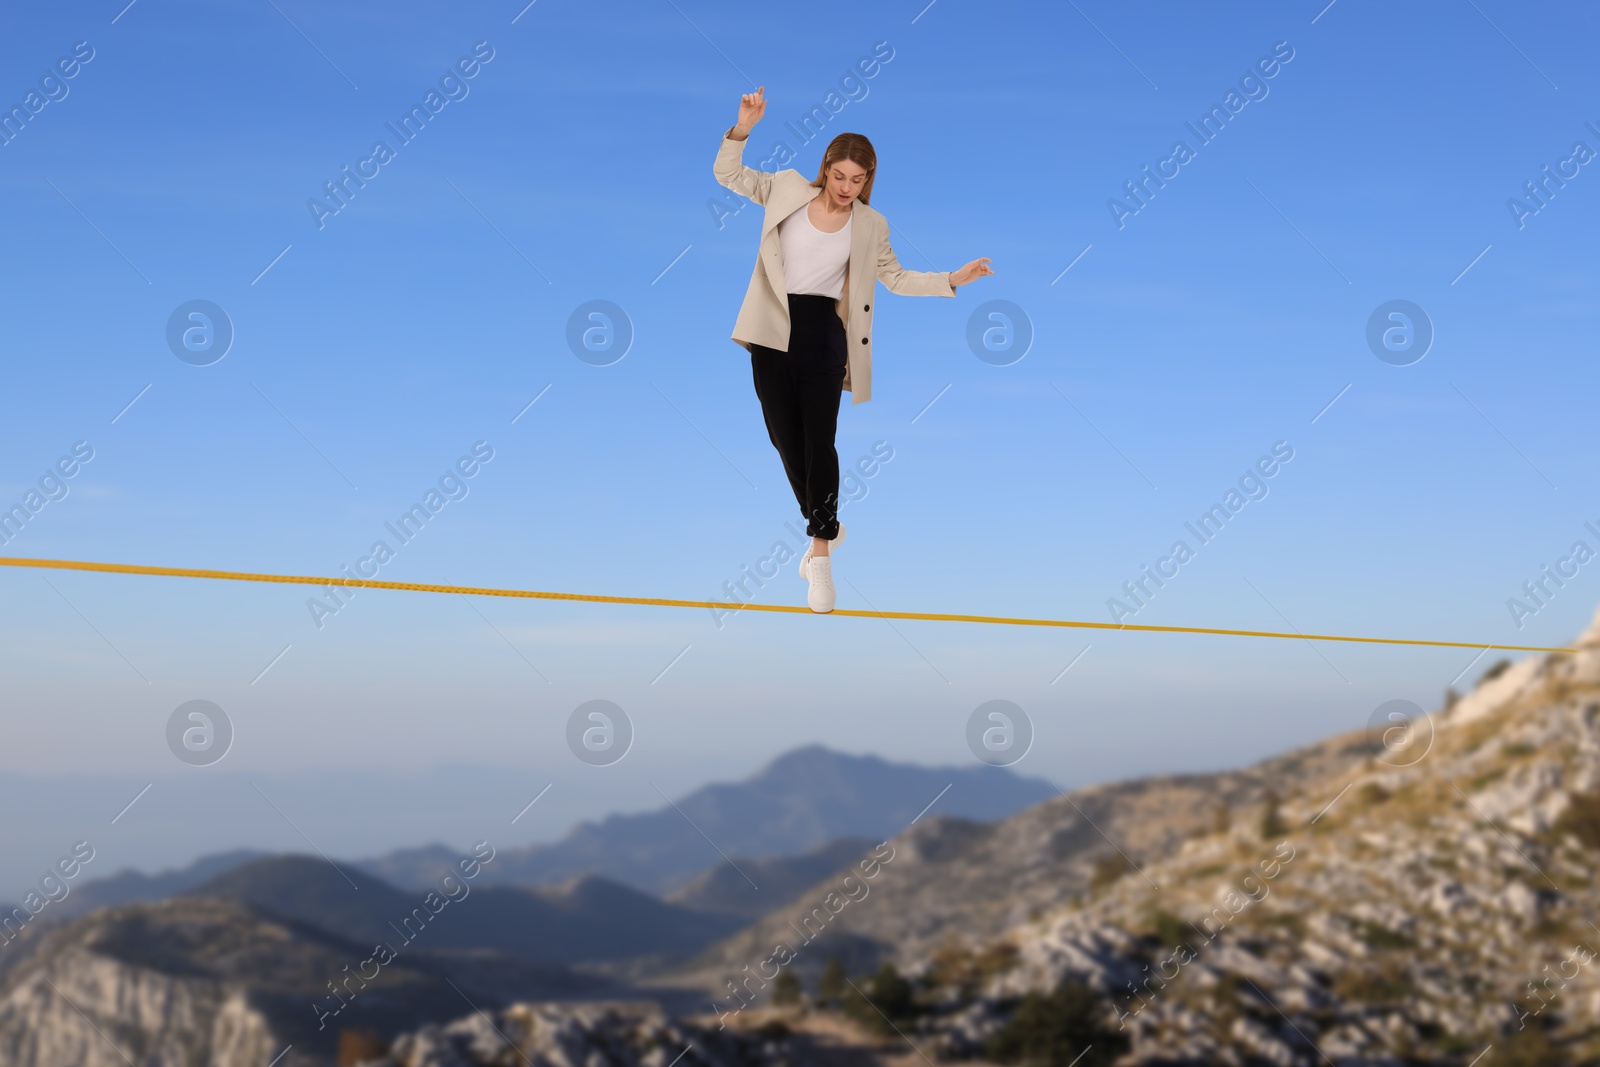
[0,895,601,1067]
[896,604,1600,1064]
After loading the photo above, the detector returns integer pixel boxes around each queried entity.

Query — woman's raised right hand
[737,85,766,130]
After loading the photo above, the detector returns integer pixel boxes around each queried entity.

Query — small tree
[1088,852,1134,892]
[986,980,1128,1067]
[1259,788,1287,840]
[1140,909,1189,955]
[771,969,802,1006]
[1552,788,1600,849]
[818,956,847,1006]
[1495,1020,1571,1067]
[843,962,915,1035]
[1210,799,1231,834]
[1479,658,1512,686]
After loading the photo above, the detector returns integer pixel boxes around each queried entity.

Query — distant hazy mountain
[38,744,1052,939]
[362,745,1054,896]
[50,848,272,919]
[665,836,878,918]
[184,854,743,965]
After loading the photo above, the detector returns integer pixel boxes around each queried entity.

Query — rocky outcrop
[0,942,280,1067]
[364,1000,764,1067]
[0,896,605,1067]
[0,899,322,1066]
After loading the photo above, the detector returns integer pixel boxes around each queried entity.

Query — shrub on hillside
[1552,788,1600,850]
[842,962,916,1035]
[985,979,1128,1067]
[770,969,801,1006]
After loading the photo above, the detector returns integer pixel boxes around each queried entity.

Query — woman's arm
[714,125,776,206]
[878,224,996,293]
[713,86,775,205]
[875,224,956,297]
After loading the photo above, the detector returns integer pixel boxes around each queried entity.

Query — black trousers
[750,292,847,541]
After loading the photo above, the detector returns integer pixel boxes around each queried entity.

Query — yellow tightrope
[0,554,1578,655]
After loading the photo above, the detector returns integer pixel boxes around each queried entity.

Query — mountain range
[0,744,1054,1065]
[5,745,1053,924]
[12,612,1597,1067]
[358,744,1056,896]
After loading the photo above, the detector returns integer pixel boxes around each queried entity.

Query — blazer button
[860,337,869,345]
[863,304,870,311]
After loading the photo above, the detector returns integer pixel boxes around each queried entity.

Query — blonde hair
[809,132,877,205]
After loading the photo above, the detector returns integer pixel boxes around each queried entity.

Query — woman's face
[826,158,868,206]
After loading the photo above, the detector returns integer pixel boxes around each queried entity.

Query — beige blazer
[714,126,956,405]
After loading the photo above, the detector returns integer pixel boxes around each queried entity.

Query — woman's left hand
[950,257,994,287]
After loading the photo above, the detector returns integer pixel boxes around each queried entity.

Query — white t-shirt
[777,200,851,299]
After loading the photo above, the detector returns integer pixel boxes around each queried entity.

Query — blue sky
[3,0,1598,893]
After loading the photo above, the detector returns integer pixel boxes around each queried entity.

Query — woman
[714,85,993,613]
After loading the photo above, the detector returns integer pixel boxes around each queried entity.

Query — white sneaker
[807,554,836,613]
[798,522,846,580]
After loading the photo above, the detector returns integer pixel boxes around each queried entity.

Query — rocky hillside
[665,709,1372,994]
[15,616,1600,1066]
[318,996,930,1067]
[668,606,1600,1065]
[0,895,604,1067]
[340,999,769,1067]
[931,607,1600,1065]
